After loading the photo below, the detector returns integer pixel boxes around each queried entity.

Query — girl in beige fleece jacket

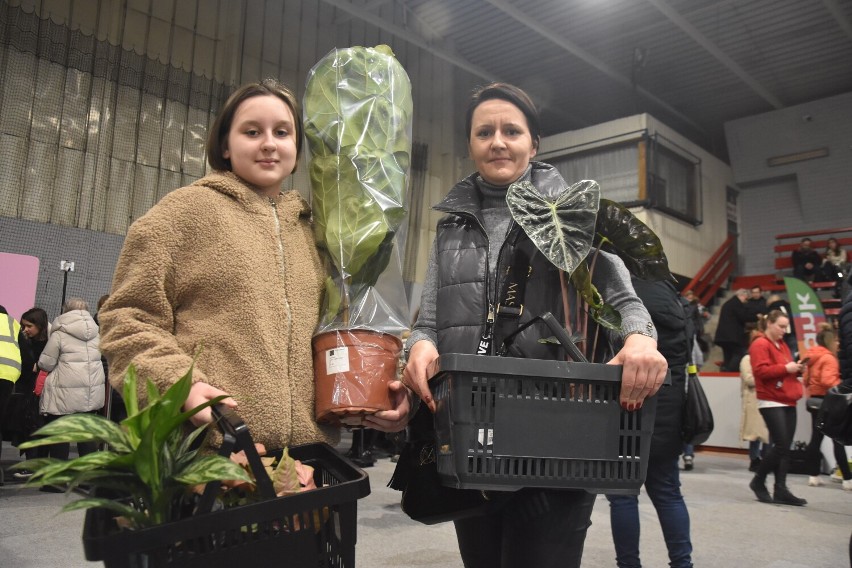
[99,79,411,450]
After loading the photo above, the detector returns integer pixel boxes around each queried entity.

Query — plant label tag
[326,347,350,374]
[477,428,493,450]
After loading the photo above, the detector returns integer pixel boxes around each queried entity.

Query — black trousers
[717,342,745,372]
[453,488,596,568]
[806,402,852,479]
[756,406,796,487]
[38,412,99,459]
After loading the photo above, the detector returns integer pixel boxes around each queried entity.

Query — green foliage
[506,176,671,331]
[303,45,412,327]
[13,364,252,529]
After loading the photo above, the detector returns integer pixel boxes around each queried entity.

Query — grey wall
[725,92,852,276]
[0,217,124,319]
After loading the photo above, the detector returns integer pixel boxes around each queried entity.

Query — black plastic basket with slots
[432,351,666,496]
[82,408,370,568]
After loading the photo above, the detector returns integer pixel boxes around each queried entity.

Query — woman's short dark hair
[206,78,303,173]
[21,307,49,340]
[465,82,541,150]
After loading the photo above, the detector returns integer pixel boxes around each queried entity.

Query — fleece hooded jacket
[99,172,337,450]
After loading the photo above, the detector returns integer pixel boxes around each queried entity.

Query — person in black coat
[714,289,754,371]
[839,291,852,385]
[792,238,822,283]
[744,285,768,321]
[606,278,694,568]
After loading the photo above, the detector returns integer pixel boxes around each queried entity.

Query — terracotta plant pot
[313,329,402,426]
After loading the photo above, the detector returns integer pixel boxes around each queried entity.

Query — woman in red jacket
[803,326,852,489]
[748,310,807,505]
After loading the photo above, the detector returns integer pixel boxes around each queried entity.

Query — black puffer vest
[433,164,612,362]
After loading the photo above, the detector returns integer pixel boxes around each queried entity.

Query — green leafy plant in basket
[303,44,413,425]
[11,364,252,529]
[507,177,673,359]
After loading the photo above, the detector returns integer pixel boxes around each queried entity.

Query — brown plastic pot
[313,329,402,426]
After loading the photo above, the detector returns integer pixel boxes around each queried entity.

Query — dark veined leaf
[19,414,130,452]
[594,198,674,282]
[506,179,600,274]
[174,455,253,486]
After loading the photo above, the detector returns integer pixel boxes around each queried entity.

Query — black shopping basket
[432,313,669,495]
[82,408,370,568]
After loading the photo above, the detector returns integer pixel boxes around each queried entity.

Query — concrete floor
[1,442,850,567]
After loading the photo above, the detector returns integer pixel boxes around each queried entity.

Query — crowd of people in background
[0,299,107,489]
[792,236,849,297]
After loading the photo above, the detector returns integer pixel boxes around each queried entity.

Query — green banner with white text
[783,277,826,356]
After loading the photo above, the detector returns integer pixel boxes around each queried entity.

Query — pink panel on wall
[0,252,40,321]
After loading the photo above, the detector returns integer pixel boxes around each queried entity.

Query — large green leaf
[122,364,139,420]
[594,198,674,282]
[19,414,130,452]
[506,179,600,274]
[174,455,252,486]
[304,45,412,155]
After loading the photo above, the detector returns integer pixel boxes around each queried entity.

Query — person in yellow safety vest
[1,305,23,460]
[0,305,22,384]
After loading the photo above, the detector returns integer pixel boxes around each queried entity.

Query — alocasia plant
[304,45,412,332]
[507,177,673,346]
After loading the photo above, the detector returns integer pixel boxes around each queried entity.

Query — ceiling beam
[822,0,852,41]
[482,0,705,133]
[645,0,784,109]
[318,0,497,82]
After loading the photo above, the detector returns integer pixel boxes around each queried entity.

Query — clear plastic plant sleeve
[303,45,411,422]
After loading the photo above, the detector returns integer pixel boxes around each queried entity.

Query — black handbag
[392,436,500,525]
[682,368,714,446]
[817,384,852,445]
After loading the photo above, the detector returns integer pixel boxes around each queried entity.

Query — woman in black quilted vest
[400,82,668,568]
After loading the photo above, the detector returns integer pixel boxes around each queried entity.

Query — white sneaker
[831,468,843,482]
[808,476,824,487]
[843,479,852,492]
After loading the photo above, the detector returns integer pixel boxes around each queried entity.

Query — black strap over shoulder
[493,237,538,349]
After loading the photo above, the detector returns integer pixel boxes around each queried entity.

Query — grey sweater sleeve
[404,240,439,359]
[592,249,657,348]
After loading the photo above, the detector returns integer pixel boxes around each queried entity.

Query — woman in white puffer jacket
[38,297,105,459]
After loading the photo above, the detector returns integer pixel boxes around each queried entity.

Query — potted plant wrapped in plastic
[303,44,413,425]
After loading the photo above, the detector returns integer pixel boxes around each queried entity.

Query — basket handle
[195,404,277,515]
[500,311,588,363]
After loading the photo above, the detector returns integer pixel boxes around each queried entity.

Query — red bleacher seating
[774,234,852,271]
